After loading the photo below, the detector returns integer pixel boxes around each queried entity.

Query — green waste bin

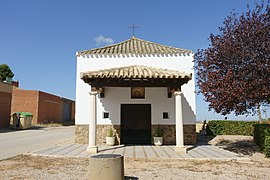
[12,112,33,129]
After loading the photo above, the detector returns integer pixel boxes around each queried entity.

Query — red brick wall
[38,91,61,123]
[0,92,12,128]
[11,90,39,124]
[11,89,74,124]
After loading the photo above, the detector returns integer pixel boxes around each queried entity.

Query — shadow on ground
[196,134,216,145]
[0,126,45,133]
[125,176,139,180]
[216,140,261,156]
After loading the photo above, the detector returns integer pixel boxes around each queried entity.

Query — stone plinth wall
[75,125,120,145]
[152,124,197,145]
[75,125,89,144]
[97,125,121,145]
[75,124,197,145]
[151,125,176,144]
[183,125,197,144]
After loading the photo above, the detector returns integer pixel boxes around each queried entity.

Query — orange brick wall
[0,92,12,128]
[38,91,62,123]
[11,90,39,124]
[11,89,75,125]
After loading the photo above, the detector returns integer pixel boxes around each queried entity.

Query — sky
[0,0,263,121]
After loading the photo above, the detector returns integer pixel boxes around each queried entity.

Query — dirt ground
[0,136,270,180]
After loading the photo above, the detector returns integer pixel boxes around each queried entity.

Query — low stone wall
[152,125,197,145]
[75,125,88,144]
[183,125,197,144]
[75,124,197,145]
[97,125,121,145]
[151,125,175,144]
[75,125,121,145]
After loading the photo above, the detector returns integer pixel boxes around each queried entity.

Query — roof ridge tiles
[77,36,193,56]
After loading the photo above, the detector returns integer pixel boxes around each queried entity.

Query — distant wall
[61,98,75,123]
[38,91,62,123]
[0,82,14,128]
[11,89,75,124]
[11,90,39,123]
[0,91,12,128]
[0,81,13,93]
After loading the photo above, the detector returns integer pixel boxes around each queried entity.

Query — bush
[206,120,257,136]
[154,124,163,137]
[254,124,270,158]
[107,128,114,137]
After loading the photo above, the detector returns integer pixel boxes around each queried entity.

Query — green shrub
[107,128,114,137]
[154,124,163,137]
[206,120,257,136]
[254,124,270,158]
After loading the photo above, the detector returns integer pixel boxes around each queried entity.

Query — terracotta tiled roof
[77,36,193,56]
[81,65,192,80]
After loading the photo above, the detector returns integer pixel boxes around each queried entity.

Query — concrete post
[87,91,98,154]
[88,154,124,180]
[174,91,186,153]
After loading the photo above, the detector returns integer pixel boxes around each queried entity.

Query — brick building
[11,89,75,124]
[0,82,13,128]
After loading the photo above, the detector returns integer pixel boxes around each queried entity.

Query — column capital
[174,91,183,96]
[89,91,98,95]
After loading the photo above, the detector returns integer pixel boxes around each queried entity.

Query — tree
[194,1,270,116]
[0,64,14,82]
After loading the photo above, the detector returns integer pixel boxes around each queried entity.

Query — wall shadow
[217,139,261,156]
[125,176,139,180]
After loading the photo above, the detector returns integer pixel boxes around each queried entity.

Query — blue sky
[0,0,261,121]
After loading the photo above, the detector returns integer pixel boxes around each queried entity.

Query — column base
[174,146,187,154]
[87,146,98,154]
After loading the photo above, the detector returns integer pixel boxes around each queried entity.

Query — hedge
[206,120,257,136]
[253,124,270,158]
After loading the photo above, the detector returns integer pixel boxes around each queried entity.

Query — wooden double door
[121,104,151,145]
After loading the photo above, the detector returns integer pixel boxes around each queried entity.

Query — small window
[131,87,145,99]
[163,112,169,119]
[103,112,109,118]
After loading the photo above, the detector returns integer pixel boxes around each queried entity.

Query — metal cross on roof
[128,23,139,36]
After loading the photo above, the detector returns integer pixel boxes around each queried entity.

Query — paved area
[30,143,247,160]
[0,126,74,160]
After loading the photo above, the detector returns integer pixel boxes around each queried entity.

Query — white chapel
[75,36,196,153]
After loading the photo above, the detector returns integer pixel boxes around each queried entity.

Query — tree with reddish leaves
[195,1,270,117]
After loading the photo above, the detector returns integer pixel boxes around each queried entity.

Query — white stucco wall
[75,54,196,125]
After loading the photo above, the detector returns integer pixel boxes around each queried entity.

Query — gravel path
[0,154,269,180]
[1,135,269,180]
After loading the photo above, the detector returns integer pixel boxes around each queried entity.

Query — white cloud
[94,35,114,46]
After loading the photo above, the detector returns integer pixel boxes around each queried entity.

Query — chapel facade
[75,36,196,153]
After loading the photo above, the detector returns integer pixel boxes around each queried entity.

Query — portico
[81,65,191,153]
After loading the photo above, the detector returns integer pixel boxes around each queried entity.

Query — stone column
[174,91,186,153]
[87,91,98,154]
